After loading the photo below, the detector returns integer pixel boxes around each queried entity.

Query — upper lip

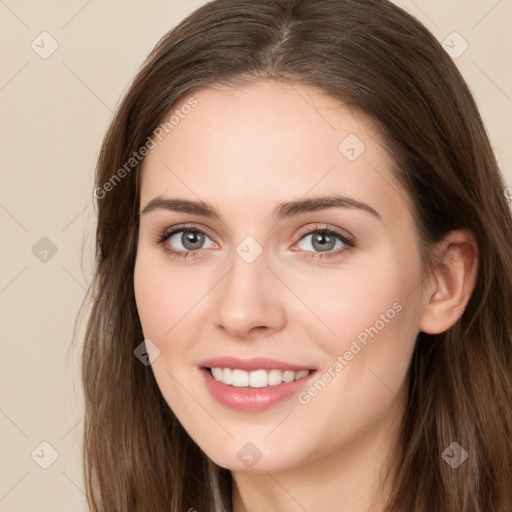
[198,356,315,372]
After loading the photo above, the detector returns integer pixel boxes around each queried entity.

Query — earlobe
[418,230,479,335]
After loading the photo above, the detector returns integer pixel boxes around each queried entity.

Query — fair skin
[134,80,478,511]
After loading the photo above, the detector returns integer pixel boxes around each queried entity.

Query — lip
[198,356,315,372]
[198,359,318,412]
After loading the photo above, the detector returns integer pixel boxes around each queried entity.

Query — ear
[418,229,479,335]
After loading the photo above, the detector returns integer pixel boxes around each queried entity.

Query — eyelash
[155,223,356,261]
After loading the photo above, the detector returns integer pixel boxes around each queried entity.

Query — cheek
[133,259,170,340]
[134,247,201,340]
[307,246,423,396]
[133,250,199,404]
[133,247,216,394]
[290,257,421,459]
[306,248,421,345]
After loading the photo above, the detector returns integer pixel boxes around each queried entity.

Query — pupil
[313,232,335,252]
[182,231,204,250]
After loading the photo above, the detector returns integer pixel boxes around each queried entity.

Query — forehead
[139,80,407,223]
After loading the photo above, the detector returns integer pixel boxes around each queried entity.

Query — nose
[214,249,286,339]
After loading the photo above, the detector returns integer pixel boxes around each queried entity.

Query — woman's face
[134,80,427,473]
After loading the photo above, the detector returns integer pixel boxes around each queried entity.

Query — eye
[156,225,216,259]
[294,225,355,260]
[156,223,355,261]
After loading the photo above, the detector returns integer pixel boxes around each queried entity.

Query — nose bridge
[214,241,285,336]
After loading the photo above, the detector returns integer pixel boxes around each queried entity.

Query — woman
[81,0,512,510]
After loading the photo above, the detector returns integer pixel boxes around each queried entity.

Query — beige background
[1,1,511,510]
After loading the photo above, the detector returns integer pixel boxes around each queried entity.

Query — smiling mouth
[206,367,312,388]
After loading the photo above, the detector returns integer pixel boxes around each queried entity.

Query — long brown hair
[80,0,512,510]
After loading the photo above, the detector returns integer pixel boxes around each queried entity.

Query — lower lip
[200,367,317,412]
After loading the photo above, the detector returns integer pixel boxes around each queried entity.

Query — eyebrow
[140,195,381,221]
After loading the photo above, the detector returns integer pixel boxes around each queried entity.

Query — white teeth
[249,370,268,388]
[282,370,295,383]
[231,369,249,387]
[211,367,223,381]
[209,367,311,387]
[222,368,232,385]
[268,369,283,386]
